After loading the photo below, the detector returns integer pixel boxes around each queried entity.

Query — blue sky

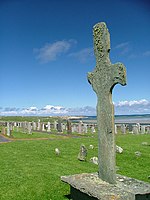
[0,0,150,116]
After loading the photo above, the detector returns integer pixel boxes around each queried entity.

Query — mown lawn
[0,133,149,200]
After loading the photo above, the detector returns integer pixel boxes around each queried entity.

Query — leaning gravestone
[77,144,87,161]
[61,22,150,200]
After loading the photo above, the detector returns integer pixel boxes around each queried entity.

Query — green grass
[0,133,149,200]
[11,130,66,140]
[4,128,95,139]
[0,116,61,123]
[116,134,150,181]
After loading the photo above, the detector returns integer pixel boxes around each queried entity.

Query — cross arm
[112,62,127,90]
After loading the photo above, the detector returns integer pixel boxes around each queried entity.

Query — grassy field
[0,116,66,123]
[0,132,150,200]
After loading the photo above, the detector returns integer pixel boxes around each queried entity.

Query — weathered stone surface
[67,120,72,134]
[88,22,126,184]
[116,145,123,154]
[78,144,87,161]
[61,173,150,200]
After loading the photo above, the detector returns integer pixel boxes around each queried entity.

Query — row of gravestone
[1,121,150,137]
[115,123,150,134]
[0,120,96,136]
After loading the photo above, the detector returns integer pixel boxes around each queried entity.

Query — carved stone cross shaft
[88,22,127,184]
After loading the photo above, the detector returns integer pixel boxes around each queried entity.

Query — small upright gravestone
[67,120,72,134]
[27,122,32,134]
[61,22,150,200]
[57,119,63,132]
[7,122,11,136]
[47,122,51,132]
[77,144,87,161]
[78,121,83,133]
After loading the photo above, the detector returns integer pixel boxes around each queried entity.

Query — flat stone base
[61,173,150,200]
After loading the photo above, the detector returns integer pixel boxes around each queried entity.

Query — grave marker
[88,22,126,183]
[47,122,51,132]
[67,120,72,134]
[7,122,11,136]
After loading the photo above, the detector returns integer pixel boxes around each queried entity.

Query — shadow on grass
[64,194,72,199]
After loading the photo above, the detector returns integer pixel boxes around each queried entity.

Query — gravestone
[54,121,57,130]
[91,126,96,134]
[133,125,139,134]
[61,22,150,199]
[67,120,72,134]
[57,119,63,132]
[77,144,87,161]
[37,119,41,131]
[62,124,66,131]
[147,126,150,134]
[7,122,11,136]
[121,124,126,134]
[78,121,83,133]
[83,123,88,133]
[136,123,141,132]
[47,122,51,132]
[141,125,146,134]
[33,121,37,130]
[71,124,76,133]
[27,122,32,134]
[42,123,45,131]
[128,124,133,133]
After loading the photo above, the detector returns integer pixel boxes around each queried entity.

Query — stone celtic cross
[88,22,127,184]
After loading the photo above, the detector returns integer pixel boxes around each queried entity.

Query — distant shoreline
[70,114,150,125]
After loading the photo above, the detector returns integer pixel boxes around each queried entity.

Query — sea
[72,114,150,125]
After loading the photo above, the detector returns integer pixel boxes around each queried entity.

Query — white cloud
[115,99,150,114]
[40,105,68,115]
[20,107,38,115]
[116,99,149,107]
[0,100,150,116]
[34,39,76,63]
[69,47,94,63]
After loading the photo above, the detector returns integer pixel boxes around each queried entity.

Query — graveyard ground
[0,131,150,200]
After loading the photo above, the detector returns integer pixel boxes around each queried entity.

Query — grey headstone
[78,121,83,133]
[91,126,95,134]
[47,122,51,132]
[133,125,139,134]
[141,125,146,134]
[121,124,126,134]
[27,122,32,134]
[67,120,72,134]
[83,124,88,133]
[7,122,10,136]
[78,144,87,161]
[57,119,63,132]
[54,121,57,130]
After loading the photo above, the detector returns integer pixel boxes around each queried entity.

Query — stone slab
[61,173,150,200]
